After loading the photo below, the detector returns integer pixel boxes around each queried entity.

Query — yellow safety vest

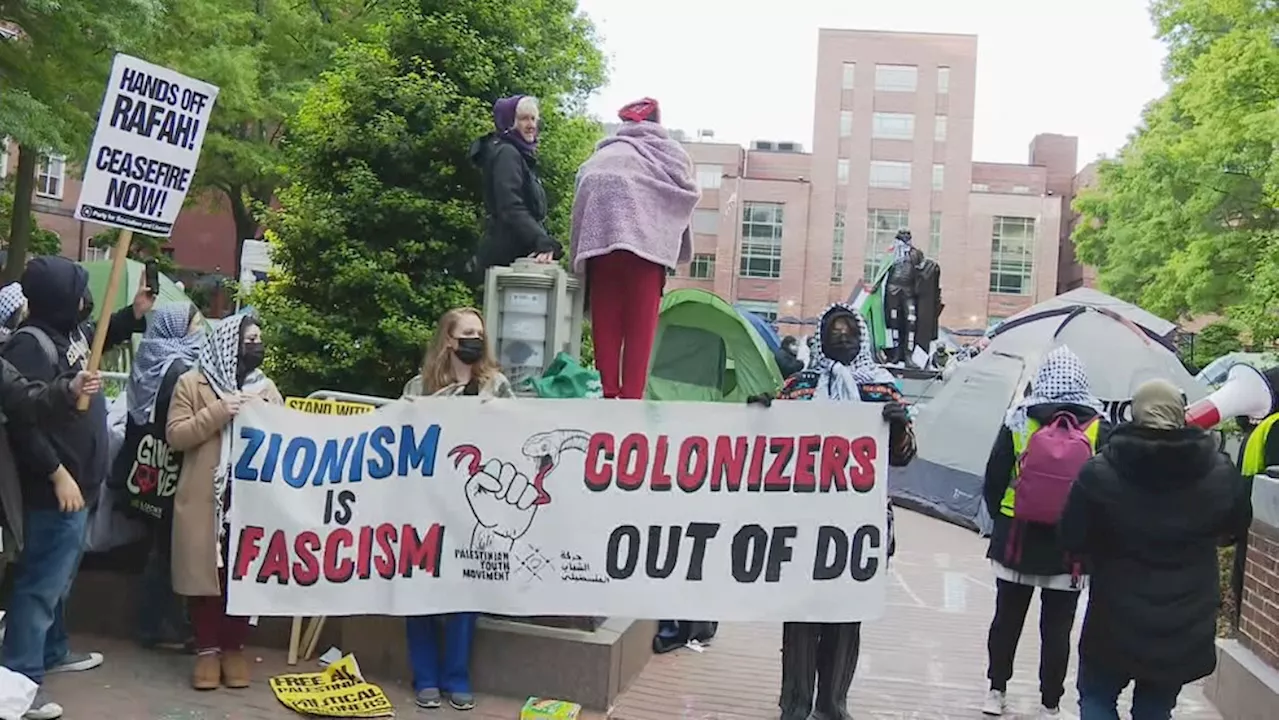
[1241,413,1279,477]
[1000,417,1101,517]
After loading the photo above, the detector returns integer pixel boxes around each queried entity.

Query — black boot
[812,623,861,720]
[779,623,819,720]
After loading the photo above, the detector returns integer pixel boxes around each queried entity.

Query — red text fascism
[233,523,445,585]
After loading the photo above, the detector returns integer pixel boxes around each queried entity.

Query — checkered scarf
[1004,345,1103,433]
[126,303,203,425]
[0,283,25,329]
[808,303,896,401]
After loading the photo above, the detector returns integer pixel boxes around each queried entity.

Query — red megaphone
[1185,363,1275,429]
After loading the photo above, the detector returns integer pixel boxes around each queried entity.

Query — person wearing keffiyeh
[884,229,925,365]
[747,302,915,720]
[979,345,1111,719]
[0,282,26,340]
[167,314,281,692]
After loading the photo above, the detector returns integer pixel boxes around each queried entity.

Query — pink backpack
[1013,412,1097,525]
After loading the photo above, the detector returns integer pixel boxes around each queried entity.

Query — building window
[736,300,779,323]
[739,202,784,279]
[934,115,947,142]
[36,154,66,199]
[972,183,990,192]
[871,112,914,140]
[932,164,945,191]
[0,139,8,178]
[869,161,911,190]
[831,212,846,282]
[989,216,1037,295]
[84,245,110,262]
[930,212,941,256]
[1012,185,1032,194]
[689,253,715,279]
[841,62,856,90]
[875,64,918,92]
[937,66,951,94]
[692,208,719,235]
[839,111,853,137]
[836,158,850,185]
[695,164,722,190]
[667,266,677,277]
[864,209,909,280]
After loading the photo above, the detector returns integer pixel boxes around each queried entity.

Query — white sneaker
[1037,706,1061,719]
[981,689,1006,716]
[23,689,63,720]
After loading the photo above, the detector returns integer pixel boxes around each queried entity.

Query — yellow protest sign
[285,397,376,416]
[269,654,394,718]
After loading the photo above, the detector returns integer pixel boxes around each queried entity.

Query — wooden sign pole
[79,229,134,410]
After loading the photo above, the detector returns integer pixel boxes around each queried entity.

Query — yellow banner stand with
[285,397,376,416]
[269,654,394,717]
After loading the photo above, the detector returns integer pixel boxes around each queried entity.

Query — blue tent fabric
[737,308,781,353]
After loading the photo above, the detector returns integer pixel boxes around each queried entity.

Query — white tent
[890,304,1207,532]
[1002,287,1178,342]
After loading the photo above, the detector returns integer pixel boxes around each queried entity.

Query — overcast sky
[577,0,1168,170]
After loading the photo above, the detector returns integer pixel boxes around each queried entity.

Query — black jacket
[0,361,83,547]
[2,257,144,511]
[983,403,1112,576]
[773,347,804,379]
[1060,424,1252,684]
[469,134,561,272]
[111,358,190,521]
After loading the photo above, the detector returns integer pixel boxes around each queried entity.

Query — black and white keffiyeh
[892,233,914,264]
[1004,345,1103,434]
[126,303,203,425]
[809,302,897,402]
[0,282,25,329]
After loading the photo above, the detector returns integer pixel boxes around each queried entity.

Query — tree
[1072,0,1278,347]
[1192,320,1246,369]
[0,177,62,258]
[146,0,388,277]
[89,228,177,274]
[255,2,605,397]
[0,0,163,280]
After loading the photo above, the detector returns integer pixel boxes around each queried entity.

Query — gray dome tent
[890,302,1207,532]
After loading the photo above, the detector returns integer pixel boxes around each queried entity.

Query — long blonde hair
[420,307,501,394]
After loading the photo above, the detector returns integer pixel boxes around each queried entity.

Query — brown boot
[220,650,251,689]
[191,653,221,691]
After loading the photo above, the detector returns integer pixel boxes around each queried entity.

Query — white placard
[226,398,890,622]
[75,54,220,236]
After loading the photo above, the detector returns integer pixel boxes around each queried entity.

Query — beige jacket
[166,369,282,597]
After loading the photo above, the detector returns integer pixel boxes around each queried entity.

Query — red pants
[588,251,664,399]
[189,570,250,653]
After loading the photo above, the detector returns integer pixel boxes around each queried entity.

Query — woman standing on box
[402,307,513,711]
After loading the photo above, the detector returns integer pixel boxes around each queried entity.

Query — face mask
[825,339,857,365]
[240,343,265,375]
[453,337,485,365]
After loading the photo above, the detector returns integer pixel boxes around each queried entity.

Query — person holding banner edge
[746,302,916,720]
[167,315,281,691]
[401,307,513,711]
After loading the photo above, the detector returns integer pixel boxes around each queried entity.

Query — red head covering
[618,98,661,124]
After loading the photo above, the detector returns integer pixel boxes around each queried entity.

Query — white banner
[227,398,890,622]
[76,54,220,236]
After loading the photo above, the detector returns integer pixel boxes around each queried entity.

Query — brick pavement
[47,511,1225,719]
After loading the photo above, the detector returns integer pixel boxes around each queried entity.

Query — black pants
[987,579,1079,709]
[779,622,860,720]
[885,287,915,363]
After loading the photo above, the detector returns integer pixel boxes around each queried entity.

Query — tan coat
[166,369,282,597]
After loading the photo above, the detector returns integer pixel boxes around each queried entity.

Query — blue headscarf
[126,303,204,425]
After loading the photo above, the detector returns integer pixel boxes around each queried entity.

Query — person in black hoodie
[1,256,150,719]
[980,346,1111,719]
[1060,379,1252,720]
[469,94,563,273]
[774,335,805,380]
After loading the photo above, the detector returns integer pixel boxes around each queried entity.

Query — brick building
[667,28,1097,332]
[1,140,238,274]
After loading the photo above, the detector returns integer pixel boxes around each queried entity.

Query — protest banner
[75,54,219,409]
[76,54,219,236]
[286,397,377,416]
[269,654,393,718]
[226,398,890,622]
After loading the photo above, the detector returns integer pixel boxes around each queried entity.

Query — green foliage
[1072,0,1278,347]
[255,3,606,397]
[89,228,177,274]
[1192,320,1247,368]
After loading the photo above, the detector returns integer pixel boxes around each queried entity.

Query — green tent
[646,289,783,402]
[81,259,188,311]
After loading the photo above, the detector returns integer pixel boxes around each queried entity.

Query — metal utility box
[482,260,585,387]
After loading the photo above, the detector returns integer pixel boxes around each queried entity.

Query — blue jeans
[1077,662,1182,720]
[404,614,477,694]
[2,509,88,684]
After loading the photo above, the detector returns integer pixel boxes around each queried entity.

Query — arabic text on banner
[227,398,888,622]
